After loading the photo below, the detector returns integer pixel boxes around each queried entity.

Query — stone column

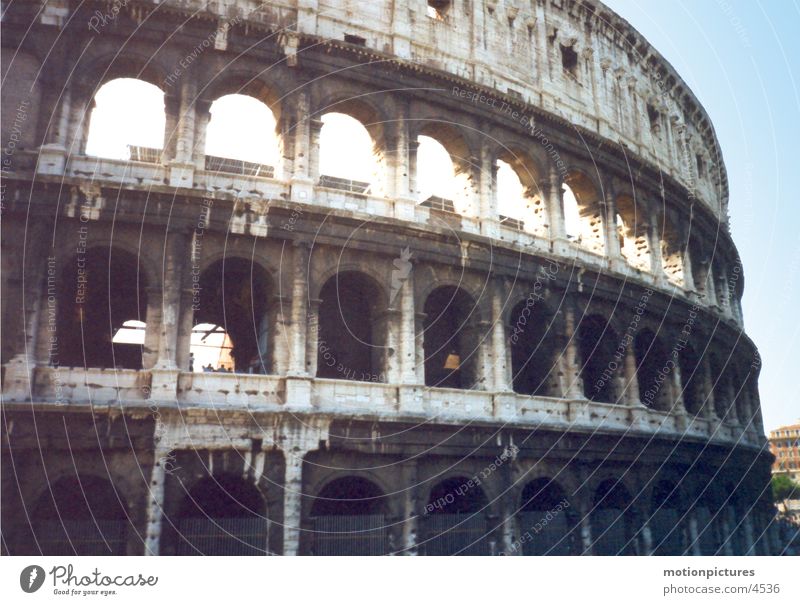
[688,509,703,556]
[472,319,494,391]
[282,451,305,556]
[720,508,735,556]
[309,118,323,184]
[400,461,419,555]
[742,512,756,555]
[641,519,654,555]
[151,230,188,402]
[398,273,417,384]
[648,219,665,281]
[155,231,187,368]
[623,340,640,405]
[288,242,310,375]
[168,77,197,187]
[559,302,584,399]
[175,287,195,372]
[579,503,593,555]
[142,287,162,370]
[305,299,321,378]
[162,92,180,163]
[408,138,419,201]
[414,311,427,384]
[377,308,401,383]
[702,356,717,421]
[279,419,330,555]
[479,139,499,238]
[144,448,170,555]
[390,103,416,220]
[491,282,511,392]
[602,189,622,265]
[681,238,695,292]
[192,98,212,170]
[66,85,92,157]
[290,91,314,202]
[267,296,290,376]
[546,168,568,252]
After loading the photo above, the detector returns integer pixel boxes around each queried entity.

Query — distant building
[769,422,800,524]
[769,422,800,482]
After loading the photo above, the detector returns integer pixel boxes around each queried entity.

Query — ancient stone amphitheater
[1,0,777,556]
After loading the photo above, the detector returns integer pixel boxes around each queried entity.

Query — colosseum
[1,0,778,556]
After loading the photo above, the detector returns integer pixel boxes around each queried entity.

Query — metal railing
[318,174,371,194]
[420,514,491,555]
[204,155,275,178]
[35,519,127,555]
[175,517,268,555]
[499,214,525,231]
[127,145,162,163]
[420,195,457,214]
[311,515,388,555]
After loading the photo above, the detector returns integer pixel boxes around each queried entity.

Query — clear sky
[603,0,800,430]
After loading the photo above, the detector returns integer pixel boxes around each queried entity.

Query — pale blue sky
[604,0,800,430]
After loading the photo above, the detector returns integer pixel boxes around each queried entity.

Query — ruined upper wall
[138,0,727,222]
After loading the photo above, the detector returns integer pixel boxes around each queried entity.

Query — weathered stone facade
[1,0,776,555]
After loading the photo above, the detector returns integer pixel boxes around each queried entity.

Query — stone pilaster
[279,419,330,555]
[144,447,170,556]
[288,242,310,376]
[290,91,314,202]
[546,168,568,252]
[559,303,584,399]
[623,340,640,405]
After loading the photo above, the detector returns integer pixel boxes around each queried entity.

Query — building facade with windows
[770,423,800,483]
[1,0,777,555]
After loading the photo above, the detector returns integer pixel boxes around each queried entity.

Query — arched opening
[634,329,672,412]
[578,315,620,403]
[679,344,705,416]
[563,173,604,254]
[190,323,234,372]
[518,478,575,555]
[310,477,387,555]
[591,479,634,555]
[204,94,279,177]
[57,247,147,369]
[417,125,474,216]
[175,475,267,555]
[319,112,381,194]
[660,211,686,286]
[616,195,651,271]
[85,78,165,161]
[496,153,546,234]
[423,286,479,389]
[417,135,457,209]
[317,272,385,382]
[509,299,558,396]
[31,476,128,555]
[689,237,713,298]
[650,480,684,555]
[194,258,272,374]
[421,476,491,555]
[709,352,732,420]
